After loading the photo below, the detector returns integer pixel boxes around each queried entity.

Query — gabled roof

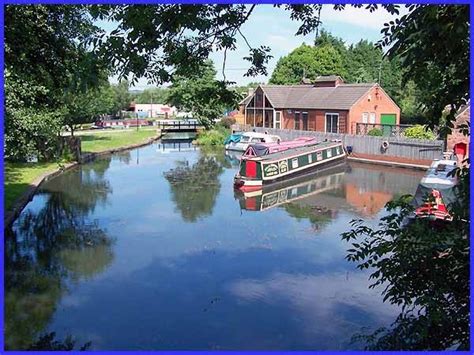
[239,93,253,106]
[259,83,376,110]
[456,100,470,118]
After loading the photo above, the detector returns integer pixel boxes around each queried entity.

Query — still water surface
[5,141,425,350]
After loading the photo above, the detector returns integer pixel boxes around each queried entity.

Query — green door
[380,114,396,136]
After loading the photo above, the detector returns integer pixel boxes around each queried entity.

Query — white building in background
[131,103,192,118]
[133,103,176,118]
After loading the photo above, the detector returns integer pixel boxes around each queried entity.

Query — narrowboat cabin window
[317,151,323,161]
[308,154,313,164]
[327,149,332,158]
[292,158,299,169]
[325,113,339,133]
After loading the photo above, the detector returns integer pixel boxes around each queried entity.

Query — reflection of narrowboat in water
[234,141,346,191]
[235,164,347,211]
[412,158,459,222]
[224,150,243,167]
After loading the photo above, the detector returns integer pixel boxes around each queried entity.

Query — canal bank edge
[4,134,162,229]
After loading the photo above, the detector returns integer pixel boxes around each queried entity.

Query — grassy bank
[79,129,158,153]
[5,129,159,212]
[5,161,61,211]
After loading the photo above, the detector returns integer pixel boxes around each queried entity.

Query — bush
[217,117,236,129]
[403,125,436,140]
[195,128,230,146]
[368,128,383,136]
[5,108,63,162]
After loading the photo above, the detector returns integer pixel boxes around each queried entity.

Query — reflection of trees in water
[114,150,132,165]
[283,203,334,232]
[343,196,469,350]
[28,332,91,350]
[5,158,115,350]
[164,151,225,222]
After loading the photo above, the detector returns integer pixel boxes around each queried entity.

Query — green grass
[4,161,61,211]
[79,129,158,153]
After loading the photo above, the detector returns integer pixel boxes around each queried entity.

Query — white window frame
[362,112,369,124]
[369,112,376,124]
[274,111,282,129]
[325,113,340,133]
[292,158,299,169]
[294,111,301,130]
[302,111,309,131]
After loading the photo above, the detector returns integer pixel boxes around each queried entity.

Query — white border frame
[324,112,340,133]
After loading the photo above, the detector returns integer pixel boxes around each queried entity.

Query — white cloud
[228,271,399,342]
[321,4,409,30]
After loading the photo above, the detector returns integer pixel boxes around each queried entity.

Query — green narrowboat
[234,141,346,191]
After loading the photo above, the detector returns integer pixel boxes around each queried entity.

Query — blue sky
[103,4,409,89]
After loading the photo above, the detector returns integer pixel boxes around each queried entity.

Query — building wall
[234,104,246,125]
[447,106,470,158]
[134,104,178,117]
[252,126,444,164]
[348,85,400,134]
[281,109,349,133]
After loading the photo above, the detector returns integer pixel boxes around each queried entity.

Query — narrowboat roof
[254,141,342,162]
[241,131,279,139]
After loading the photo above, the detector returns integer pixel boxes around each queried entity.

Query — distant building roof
[314,75,344,82]
[259,83,377,110]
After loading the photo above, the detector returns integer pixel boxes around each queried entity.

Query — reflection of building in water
[343,163,424,217]
[236,161,424,218]
[345,184,392,217]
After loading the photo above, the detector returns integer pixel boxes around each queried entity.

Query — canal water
[5,141,425,350]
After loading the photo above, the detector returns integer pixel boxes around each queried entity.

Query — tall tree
[314,28,347,56]
[134,87,169,104]
[111,80,131,118]
[269,44,346,84]
[379,5,469,134]
[167,61,240,128]
[4,5,105,161]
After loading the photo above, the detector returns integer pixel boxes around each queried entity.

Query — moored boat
[412,158,458,222]
[242,136,317,157]
[234,140,347,191]
[225,131,281,152]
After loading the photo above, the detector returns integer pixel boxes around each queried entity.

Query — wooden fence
[246,126,444,162]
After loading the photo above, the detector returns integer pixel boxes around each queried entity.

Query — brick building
[239,76,400,134]
[446,103,470,160]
